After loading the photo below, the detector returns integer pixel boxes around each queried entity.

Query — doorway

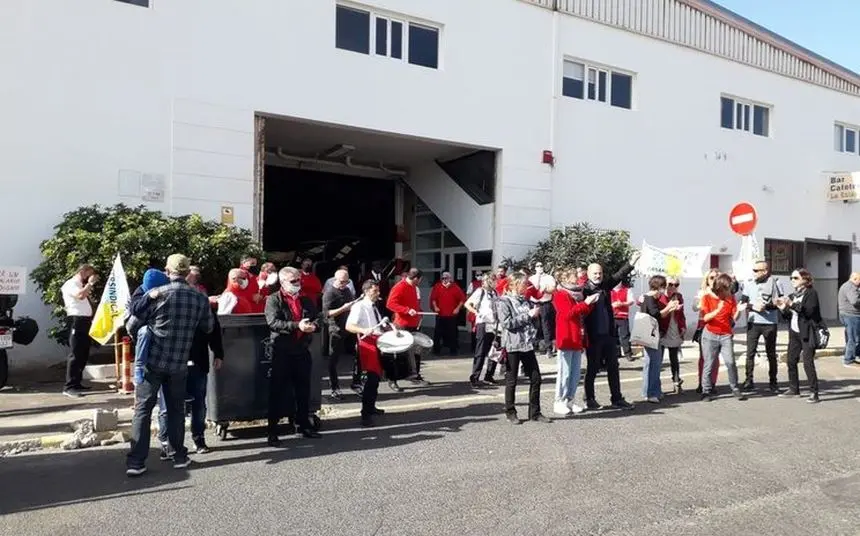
[804,238,852,321]
[444,249,470,329]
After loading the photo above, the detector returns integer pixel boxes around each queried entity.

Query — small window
[609,72,632,109]
[115,0,149,6]
[408,23,439,69]
[587,68,597,100]
[597,71,608,103]
[391,21,403,59]
[562,61,585,99]
[752,105,769,137]
[834,124,845,152]
[847,129,857,154]
[335,5,370,54]
[375,17,388,56]
[720,97,735,129]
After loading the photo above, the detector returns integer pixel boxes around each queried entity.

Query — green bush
[503,223,634,282]
[31,204,262,345]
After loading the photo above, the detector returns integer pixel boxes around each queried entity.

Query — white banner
[635,241,710,278]
[88,254,131,345]
[731,233,760,282]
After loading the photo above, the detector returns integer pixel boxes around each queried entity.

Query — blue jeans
[555,349,582,402]
[127,366,188,469]
[641,346,663,398]
[701,330,738,392]
[133,327,150,387]
[841,315,860,365]
[158,364,207,445]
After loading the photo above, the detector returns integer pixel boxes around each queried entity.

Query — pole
[113,332,121,391]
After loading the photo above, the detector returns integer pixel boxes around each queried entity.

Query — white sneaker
[647,397,661,404]
[553,401,572,416]
[568,401,584,414]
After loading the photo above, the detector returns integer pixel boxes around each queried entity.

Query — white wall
[548,15,860,259]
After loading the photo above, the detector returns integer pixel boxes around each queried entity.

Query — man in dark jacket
[581,251,640,411]
[264,266,321,446]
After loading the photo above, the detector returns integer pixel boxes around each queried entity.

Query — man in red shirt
[238,256,265,313]
[430,272,466,356]
[299,258,323,307]
[494,266,509,295]
[386,268,426,383]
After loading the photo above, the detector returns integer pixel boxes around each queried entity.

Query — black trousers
[65,316,93,390]
[361,372,380,417]
[615,318,632,357]
[584,335,623,403]
[504,350,542,418]
[470,324,497,381]
[405,327,422,376]
[268,351,312,436]
[745,323,779,385]
[786,330,818,394]
[534,302,555,351]
[328,331,361,391]
[433,316,459,354]
[662,346,681,382]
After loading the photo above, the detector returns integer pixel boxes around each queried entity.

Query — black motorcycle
[0,295,39,390]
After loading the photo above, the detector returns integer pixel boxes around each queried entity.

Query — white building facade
[3,0,860,364]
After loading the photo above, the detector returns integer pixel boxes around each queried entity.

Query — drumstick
[415,312,438,316]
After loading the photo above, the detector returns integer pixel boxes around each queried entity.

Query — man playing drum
[346,280,389,427]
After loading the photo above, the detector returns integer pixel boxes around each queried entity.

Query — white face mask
[282,281,301,295]
[535,266,544,275]
[239,279,249,290]
[265,273,277,286]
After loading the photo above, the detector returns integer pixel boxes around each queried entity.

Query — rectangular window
[375,17,388,56]
[835,123,860,155]
[562,61,585,99]
[115,0,149,6]
[562,60,633,110]
[335,5,370,54]
[720,95,770,137]
[391,21,403,59]
[408,23,439,69]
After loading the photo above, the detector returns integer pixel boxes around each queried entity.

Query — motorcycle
[0,295,39,390]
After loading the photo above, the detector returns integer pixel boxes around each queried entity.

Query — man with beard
[581,251,640,410]
[740,260,784,393]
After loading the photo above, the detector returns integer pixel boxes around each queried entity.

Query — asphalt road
[3,354,860,536]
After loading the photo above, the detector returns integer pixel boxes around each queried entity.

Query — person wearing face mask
[776,268,821,403]
[580,251,641,411]
[264,267,322,445]
[299,258,324,307]
[430,272,466,356]
[217,269,253,315]
[528,262,557,358]
[257,262,279,296]
[739,260,784,394]
[322,269,361,399]
[239,256,265,313]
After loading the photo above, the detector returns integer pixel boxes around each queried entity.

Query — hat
[166,254,191,274]
[142,268,170,292]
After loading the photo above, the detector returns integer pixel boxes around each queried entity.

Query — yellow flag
[665,255,683,277]
[89,255,131,344]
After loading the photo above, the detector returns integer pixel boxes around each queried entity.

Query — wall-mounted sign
[825,171,858,202]
[0,266,26,295]
[220,206,235,225]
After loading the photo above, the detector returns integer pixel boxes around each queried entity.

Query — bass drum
[381,351,413,381]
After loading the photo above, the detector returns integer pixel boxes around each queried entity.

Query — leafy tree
[502,223,634,282]
[31,204,262,345]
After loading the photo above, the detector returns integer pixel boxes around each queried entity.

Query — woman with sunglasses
[776,268,821,403]
[699,272,746,401]
[660,277,687,394]
[693,269,720,394]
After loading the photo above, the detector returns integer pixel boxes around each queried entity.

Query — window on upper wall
[335,4,440,69]
[834,123,860,155]
[562,60,633,110]
[114,0,149,6]
[720,96,770,137]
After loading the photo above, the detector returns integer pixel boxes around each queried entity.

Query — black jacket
[582,262,635,338]
[780,286,822,344]
[191,308,224,373]
[264,292,319,356]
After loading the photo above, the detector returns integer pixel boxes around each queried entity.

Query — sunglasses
[790,276,801,280]
[667,283,678,287]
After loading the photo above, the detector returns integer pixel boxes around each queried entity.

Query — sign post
[729,202,758,236]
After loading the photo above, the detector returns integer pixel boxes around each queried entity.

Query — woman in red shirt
[693,269,719,394]
[699,272,746,401]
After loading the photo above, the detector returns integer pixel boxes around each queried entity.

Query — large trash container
[207,314,324,440]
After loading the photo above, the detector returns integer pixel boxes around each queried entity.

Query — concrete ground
[2,327,860,535]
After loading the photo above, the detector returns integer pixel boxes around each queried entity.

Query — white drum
[411,332,434,350]
[376,330,414,354]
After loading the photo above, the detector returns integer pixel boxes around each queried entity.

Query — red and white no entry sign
[729,202,758,236]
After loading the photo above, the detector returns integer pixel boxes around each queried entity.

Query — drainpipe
[548,0,560,226]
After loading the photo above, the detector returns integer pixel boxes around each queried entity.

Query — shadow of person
[0,447,191,516]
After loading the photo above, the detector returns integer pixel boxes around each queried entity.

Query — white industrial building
[3,0,860,365]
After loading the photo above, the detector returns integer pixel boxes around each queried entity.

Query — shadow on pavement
[0,448,191,516]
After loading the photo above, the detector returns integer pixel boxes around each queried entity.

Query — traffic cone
[119,336,134,394]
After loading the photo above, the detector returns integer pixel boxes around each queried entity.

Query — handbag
[813,323,830,350]
[630,312,660,350]
[692,327,703,344]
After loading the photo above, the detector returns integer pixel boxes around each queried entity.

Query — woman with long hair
[660,276,687,394]
[693,269,720,393]
[552,268,598,415]
[699,273,746,401]
[777,268,821,403]
[497,273,551,424]
[464,272,500,386]
[639,275,680,403]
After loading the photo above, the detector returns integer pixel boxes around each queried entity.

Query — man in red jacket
[430,272,466,356]
[386,268,426,383]
[237,256,265,313]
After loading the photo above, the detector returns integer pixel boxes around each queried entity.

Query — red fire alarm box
[542,150,555,166]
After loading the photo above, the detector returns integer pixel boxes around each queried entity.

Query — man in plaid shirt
[125,253,214,477]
